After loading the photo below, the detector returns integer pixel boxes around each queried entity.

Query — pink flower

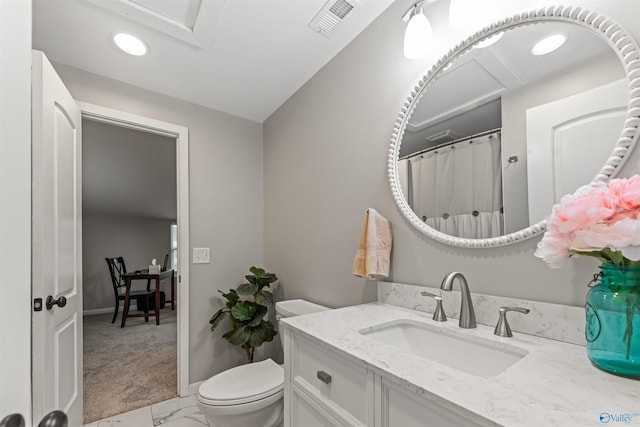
[547,183,615,235]
[573,217,640,252]
[535,175,640,268]
[611,175,640,211]
[534,233,571,268]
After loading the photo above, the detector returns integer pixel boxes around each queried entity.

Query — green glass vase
[585,264,640,378]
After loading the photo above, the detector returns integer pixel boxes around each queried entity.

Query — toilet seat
[198,358,284,406]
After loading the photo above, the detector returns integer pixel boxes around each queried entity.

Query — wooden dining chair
[160,253,176,310]
[105,257,155,324]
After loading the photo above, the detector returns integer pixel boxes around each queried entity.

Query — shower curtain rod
[400,127,502,160]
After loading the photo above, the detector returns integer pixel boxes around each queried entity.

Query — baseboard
[83,307,119,316]
[187,381,203,397]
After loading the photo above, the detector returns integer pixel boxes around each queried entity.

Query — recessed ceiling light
[113,33,148,56]
[474,32,503,49]
[531,34,566,56]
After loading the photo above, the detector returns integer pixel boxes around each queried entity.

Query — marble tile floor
[83,394,209,427]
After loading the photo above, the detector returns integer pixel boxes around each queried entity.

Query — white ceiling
[33,0,394,123]
[401,20,615,155]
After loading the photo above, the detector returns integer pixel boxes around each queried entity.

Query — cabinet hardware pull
[317,370,332,384]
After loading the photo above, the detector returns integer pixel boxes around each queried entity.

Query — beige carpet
[83,308,177,424]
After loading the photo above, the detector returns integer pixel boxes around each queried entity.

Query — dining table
[120,268,175,327]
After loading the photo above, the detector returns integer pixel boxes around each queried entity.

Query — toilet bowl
[197,299,330,427]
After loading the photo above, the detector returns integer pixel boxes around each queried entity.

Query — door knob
[38,410,67,427]
[46,296,67,310]
[0,413,25,427]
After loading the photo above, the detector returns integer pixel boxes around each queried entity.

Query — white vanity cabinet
[284,329,489,427]
[374,377,491,427]
[283,302,640,426]
[284,330,373,426]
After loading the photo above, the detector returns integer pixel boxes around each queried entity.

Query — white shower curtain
[408,131,503,238]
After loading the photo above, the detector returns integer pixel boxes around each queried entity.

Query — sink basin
[360,319,527,378]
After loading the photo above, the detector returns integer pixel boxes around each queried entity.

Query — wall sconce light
[402,0,433,59]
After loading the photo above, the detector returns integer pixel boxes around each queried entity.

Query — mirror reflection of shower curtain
[408,130,504,238]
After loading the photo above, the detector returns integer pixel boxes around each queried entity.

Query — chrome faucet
[420,291,447,322]
[494,306,530,337]
[440,272,476,328]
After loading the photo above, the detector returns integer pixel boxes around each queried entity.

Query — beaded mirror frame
[388,6,640,248]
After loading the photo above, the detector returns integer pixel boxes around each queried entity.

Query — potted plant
[209,266,278,363]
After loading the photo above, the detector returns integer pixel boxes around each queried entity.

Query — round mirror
[389,6,640,248]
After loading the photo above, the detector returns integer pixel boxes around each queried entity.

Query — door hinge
[178,275,181,283]
[34,298,43,312]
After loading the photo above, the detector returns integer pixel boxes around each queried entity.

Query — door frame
[78,101,190,396]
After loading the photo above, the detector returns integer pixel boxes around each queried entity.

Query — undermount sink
[360,319,528,378]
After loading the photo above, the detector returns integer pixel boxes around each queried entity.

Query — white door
[526,79,628,225]
[31,50,83,426]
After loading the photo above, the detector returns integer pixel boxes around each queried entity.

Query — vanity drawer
[292,335,369,425]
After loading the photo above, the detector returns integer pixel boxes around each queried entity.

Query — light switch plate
[193,247,210,264]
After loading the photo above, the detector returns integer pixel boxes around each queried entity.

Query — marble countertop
[281,303,640,427]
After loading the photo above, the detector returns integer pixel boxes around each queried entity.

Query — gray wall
[52,62,265,384]
[83,213,172,311]
[263,0,640,309]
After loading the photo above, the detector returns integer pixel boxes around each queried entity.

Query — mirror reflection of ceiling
[400,22,613,158]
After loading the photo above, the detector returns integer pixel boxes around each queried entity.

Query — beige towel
[352,208,392,279]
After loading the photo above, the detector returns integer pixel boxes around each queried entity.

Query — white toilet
[196,299,330,427]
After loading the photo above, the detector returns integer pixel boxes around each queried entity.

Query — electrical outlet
[193,247,210,264]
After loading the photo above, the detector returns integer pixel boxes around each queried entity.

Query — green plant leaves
[209,309,229,331]
[230,301,267,325]
[246,321,277,348]
[210,266,279,362]
[219,289,240,308]
[237,282,258,295]
[247,266,278,290]
[247,305,268,327]
[223,325,250,346]
[230,301,256,321]
[606,249,625,265]
[254,290,274,306]
[249,266,266,277]
[572,249,634,265]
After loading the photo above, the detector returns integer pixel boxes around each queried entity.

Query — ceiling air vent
[426,129,460,143]
[309,0,356,38]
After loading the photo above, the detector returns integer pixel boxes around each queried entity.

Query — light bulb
[404,8,433,59]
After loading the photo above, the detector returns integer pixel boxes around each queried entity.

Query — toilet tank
[275,299,330,319]
[275,299,330,350]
